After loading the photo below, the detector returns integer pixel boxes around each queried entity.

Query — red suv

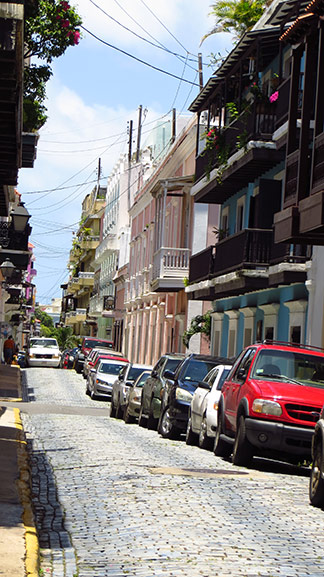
[214,341,324,467]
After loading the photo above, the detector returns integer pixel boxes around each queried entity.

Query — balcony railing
[151,247,191,291]
[189,229,273,283]
[275,77,291,130]
[311,131,324,195]
[80,235,100,250]
[195,100,277,183]
[95,233,117,263]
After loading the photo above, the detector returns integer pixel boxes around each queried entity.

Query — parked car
[74,337,114,374]
[86,355,129,400]
[186,363,233,449]
[138,353,185,429]
[124,371,152,424]
[158,354,232,439]
[310,406,324,507]
[83,348,125,380]
[214,341,324,467]
[60,347,79,369]
[110,363,153,419]
[26,337,61,368]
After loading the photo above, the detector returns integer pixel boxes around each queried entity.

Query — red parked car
[214,341,324,467]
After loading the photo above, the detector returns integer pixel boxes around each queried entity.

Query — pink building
[123,117,212,365]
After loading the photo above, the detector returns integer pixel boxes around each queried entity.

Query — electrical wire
[80,25,199,87]
[88,0,198,72]
[137,0,189,54]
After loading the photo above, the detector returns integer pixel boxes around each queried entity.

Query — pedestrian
[3,335,15,365]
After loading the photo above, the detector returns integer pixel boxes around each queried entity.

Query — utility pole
[198,53,203,91]
[136,105,142,163]
[171,108,176,143]
[127,120,133,218]
[97,158,101,187]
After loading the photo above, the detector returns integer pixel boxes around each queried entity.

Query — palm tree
[202,0,272,42]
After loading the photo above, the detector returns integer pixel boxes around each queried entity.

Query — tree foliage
[202,0,272,42]
[23,0,82,131]
[183,312,212,348]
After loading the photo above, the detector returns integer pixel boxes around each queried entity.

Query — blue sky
[18,0,233,304]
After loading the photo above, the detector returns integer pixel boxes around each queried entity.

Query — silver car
[110,363,152,419]
[86,357,129,400]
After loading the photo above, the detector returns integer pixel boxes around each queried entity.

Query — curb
[14,407,39,577]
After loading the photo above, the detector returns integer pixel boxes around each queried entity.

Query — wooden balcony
[194,101,283,204]
[188,229,272,299]
[275,77,291,132]
[151,247,191,292]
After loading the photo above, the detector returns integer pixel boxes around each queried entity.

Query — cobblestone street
[21,368,324,577]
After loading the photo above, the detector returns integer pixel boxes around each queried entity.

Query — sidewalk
[0,364,38,577]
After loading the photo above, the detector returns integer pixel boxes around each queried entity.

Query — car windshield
[251,349,324,388]
[99,363,126,375]
[182,360,218,383]
[217,369,231,390]
[165,358,183,372]
[128,367,149,381]
[30,339,58,348]
[84,339,113,349]
[134,372,151,387]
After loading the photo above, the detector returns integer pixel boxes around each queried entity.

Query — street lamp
[10,202,30,233]
[0,258,15,281]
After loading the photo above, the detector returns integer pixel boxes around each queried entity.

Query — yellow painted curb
[14,408,39,577]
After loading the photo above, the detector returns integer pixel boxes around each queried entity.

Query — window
[233,348,256,382]
[236,198,245,232]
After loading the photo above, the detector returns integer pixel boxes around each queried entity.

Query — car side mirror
[237,367,247,381]
[90,368,95,373]
[125,380,133,387]
[164,370,175,380]
[198,380,211,390]
[151,370,158,378]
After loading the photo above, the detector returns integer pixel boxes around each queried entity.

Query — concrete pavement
[0,364,38,577]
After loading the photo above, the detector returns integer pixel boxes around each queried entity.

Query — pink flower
[73,30,80,44]
[61,19,70,27]
[269,90,279,103]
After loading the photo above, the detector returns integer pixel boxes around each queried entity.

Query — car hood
[96,374,117,385]
[251,378,324,404]
[177,380,200,394]
[29,346,60,355]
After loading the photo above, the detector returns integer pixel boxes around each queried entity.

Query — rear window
[99,362,127,375]
[83,339,113,350]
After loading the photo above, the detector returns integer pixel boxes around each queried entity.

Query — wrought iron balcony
[151,247,191,292]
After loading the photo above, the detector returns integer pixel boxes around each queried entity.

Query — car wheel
[124,405,135,424]
[115,396,123,419]
[85,381,90,396]
[310,440,324,507]
[214,409,232,458]
[147,400,158,430]
[185,416,197,446]
[159,408,180,439]
[138,405,147,428]
[90,389,98,401]
[109,400,116,418]
[198,416,213,450]
[232,415,254,467]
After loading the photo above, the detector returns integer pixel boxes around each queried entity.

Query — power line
[80,25,199,87]
[138,0,189,54]
[88,0,198,71]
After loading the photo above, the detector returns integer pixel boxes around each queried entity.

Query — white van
[27,337,61,368]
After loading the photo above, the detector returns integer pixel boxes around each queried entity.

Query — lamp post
[10,202,30,233]
[0,258,15,281]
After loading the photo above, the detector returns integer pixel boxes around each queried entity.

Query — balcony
[78,271,95,287]
[89,294,103,317]
[275,77,291,132]
[193,101,284,204]
[80,235,100,250]
[95,233,117,264]
[268,242,309,287]
[68,277,80,293]
[188,229,273,300]
[151,247,191,292]
[65,308,87,325]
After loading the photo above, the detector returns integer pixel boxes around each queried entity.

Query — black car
[139,353,185,430]
[158,353,233,439]
[310,406,324,507]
